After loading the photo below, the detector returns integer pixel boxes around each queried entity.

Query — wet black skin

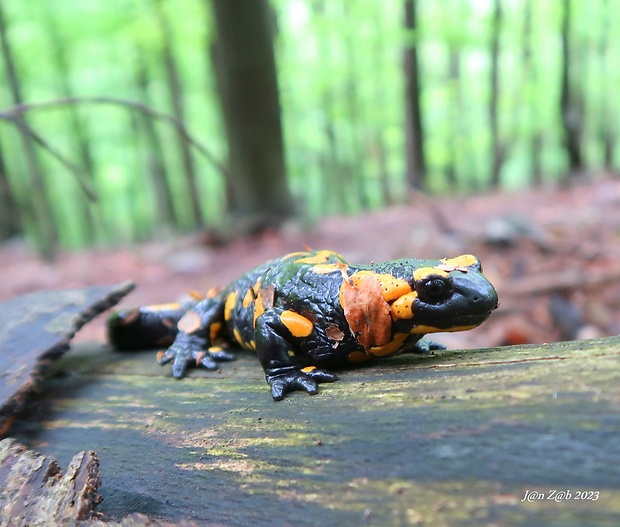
[108,250,499,400]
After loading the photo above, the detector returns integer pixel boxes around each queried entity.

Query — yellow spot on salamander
[413,267,450,282]
[177,310,202,334]
[288,350,295,357]
[440,254,479,269]
[280,310,314,338]
[209,322,222,341]
[253,293,265,327]
[368,332,409,357]
[301,366,317,373]
[410,323,478,334]
[224,292,237,320]
[347,351,373,363]
[282,251,311,260]
[205,287,220,298]
[242,288,255,308]
[248,340,256,350]
[311,263,341,274]
[294,250,344,265]
[390,291,418,320]
[346,271,412,303]
[188,290,204,301]
[233,327,243,345]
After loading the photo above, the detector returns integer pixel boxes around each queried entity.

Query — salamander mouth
[411,307,497,334]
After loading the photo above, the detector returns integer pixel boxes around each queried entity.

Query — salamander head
[382,254,499,334]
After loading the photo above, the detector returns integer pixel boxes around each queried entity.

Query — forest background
[0,0,617,258]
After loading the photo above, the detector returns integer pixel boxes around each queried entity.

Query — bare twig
[0,96,229,184]
[10,119,98,200]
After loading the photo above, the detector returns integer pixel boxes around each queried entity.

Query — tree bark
[403,0,426,189]
[153,0,203,227]
[489,0,505,187]
[445,45,461,189]
[209,0,295,229]
[8,337,620,524]
[135,46,178,229]
[559,0,584,173]
[43,5,98,243]
[0,3,57,258]
[0,146,21,240]
[521,0,543,185]
[598,0,615,172]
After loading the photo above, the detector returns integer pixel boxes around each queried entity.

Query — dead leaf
[260,285,276,310]
[340,274,392,350]
[325,324,345,341]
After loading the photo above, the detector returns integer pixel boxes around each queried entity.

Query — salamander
[108,250,498,400]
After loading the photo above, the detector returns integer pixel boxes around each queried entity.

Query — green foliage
[0,0,618,251]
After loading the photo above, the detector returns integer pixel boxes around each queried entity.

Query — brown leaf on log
[340,273,392,350]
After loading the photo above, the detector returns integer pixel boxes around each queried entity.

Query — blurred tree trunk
[489,0,506,187]
[342,2,368,209]
[153,0,203,227]
[210,0,295,229]
[445,45,461,189]
[43,6,98,243]
[372,130,393,206]
[369,13,393,205]
[598,0,615,172]
[0,147,21,240]
[311,0,348,214]
[403,0,426,189]
[559,0,584,173]
[135,46,178,229]
[0,3,57,259]
[521,0,543,185]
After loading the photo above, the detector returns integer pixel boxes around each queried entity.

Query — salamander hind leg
[158,298,235,378]
[255,309,338,401]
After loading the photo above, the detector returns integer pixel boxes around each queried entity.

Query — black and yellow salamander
[108,250,498,400]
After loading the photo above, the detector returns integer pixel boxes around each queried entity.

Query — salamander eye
[419,277,452,303]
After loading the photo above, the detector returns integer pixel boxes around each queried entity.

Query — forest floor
[2,175,620,351]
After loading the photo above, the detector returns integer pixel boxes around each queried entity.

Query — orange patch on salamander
[294,250,343,265]
[346,271,412,303]
[280,310,314,338]
[438,254,479,271]
[242,288,255,308]
[390,291,418,320]
[413,267,450,282]
[224,292,237,320]
[312,263,341,274]
[368,332,409,357]
[209,322,223,341]
[177,310,202,334]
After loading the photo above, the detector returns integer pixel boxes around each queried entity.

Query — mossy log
[0,438,100,526]
[6,336,620,526]
[0,282,134,434]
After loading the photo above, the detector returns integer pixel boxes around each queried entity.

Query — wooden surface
[0,438,101,527]
[0,282,134,434]
[6,336,620,526]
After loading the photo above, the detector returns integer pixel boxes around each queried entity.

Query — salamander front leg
[255,310,338,401]
[411,338,446,353]
[158,299,235,378]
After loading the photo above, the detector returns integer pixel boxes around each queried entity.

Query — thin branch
[0,96,229,179]
[11,119,98,200]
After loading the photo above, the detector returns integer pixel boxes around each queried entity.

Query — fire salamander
[108,250,498,401]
